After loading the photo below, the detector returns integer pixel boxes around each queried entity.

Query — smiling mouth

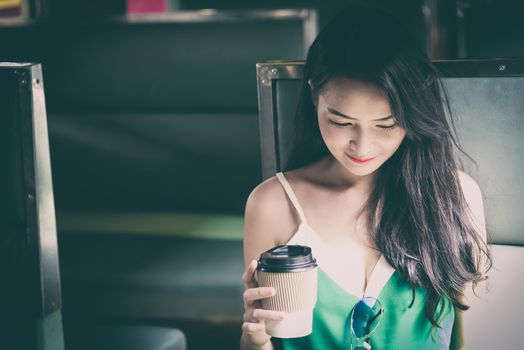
[346,154,376,164]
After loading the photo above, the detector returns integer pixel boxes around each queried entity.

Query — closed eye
[328,119,398,131]
[377,124,397,131]
[328,119,352,127]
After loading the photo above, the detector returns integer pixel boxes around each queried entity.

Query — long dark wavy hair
[285,6,492,327]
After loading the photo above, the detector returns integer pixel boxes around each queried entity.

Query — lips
[346,154,376,164]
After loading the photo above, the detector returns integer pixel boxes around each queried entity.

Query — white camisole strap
[275,173,395,299]
[275,172,308,225]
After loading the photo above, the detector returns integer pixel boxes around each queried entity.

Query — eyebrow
[327,107,393,121]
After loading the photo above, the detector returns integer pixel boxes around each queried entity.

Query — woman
[241,6,491,350]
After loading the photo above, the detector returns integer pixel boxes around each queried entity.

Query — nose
[348,127,372,155]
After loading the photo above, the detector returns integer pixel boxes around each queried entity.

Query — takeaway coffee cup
[256,245,318,338]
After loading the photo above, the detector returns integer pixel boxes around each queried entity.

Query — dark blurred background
[1,0,523,349]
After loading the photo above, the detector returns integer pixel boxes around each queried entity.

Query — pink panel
[127,0,168,14]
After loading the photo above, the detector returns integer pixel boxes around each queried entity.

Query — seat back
[256,59,524,347]
[1,10,317,215]
[0,63,64,349]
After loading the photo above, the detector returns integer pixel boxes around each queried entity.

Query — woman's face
[316,77,406,177]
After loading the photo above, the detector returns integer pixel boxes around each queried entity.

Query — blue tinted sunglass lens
[351,297,382,338]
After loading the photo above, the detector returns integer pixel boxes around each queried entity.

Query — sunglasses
[346,296,383,350]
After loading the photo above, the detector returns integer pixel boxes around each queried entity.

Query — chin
[346,166,377,177]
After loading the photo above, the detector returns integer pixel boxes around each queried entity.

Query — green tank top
[275,268,455,349]
[273,173,455,349]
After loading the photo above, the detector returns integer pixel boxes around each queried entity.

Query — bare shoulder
[245,175,290,224]
[457,170,487,242]
[457,170,483,205]
[243,174,300,265]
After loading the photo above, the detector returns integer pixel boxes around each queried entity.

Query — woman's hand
[241,259,285,348]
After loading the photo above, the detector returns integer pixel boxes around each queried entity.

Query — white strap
[275,172,308,224]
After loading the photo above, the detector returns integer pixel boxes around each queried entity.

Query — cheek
[319,125,347,147]
[381,130,406,154]
[318,119,337,142]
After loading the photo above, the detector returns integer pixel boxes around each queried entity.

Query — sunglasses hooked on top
[347,296,384,350]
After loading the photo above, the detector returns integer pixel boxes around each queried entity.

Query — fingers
[249,308,286,322]
[242,260,258,289]
[243,286,275,305]
[241,321,265,334]
[241,259,284,345]
[243,287,274,311]
[241,309,285,346]
[241,322,271,347]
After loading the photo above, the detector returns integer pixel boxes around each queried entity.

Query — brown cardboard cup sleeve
[256,266,318,338]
